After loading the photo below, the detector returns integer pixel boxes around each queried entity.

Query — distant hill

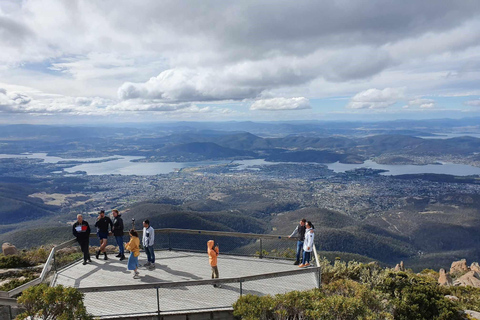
[161,142,257,160]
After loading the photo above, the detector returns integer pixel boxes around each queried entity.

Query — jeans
[302,251,311,264]
[145,245,155,263]
[115,236,124,255]
[77,238,90,262]
[296,241,304,262]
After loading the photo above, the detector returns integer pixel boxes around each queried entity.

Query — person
[111,209,125,261]
[125,229,140,279]
[207,240,221,288]
[72,214,91,265]
[142,219,155,269]
[299,221,314,268]
[288,218,306,265]
[94,210,113,260]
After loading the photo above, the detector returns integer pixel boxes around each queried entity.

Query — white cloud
[250,97,311,111]
[464,99,480,106]
[408,98,435,109]
[346,88,405,109]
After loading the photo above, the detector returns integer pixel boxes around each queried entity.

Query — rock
[105,245,116,252]
[471,262,480,273]
[438,268,453,286]
[57,247,80,255]
[394,261,405,272]
[444,295,458,301]
[450,259,468,274]
[453,271,480,288]
[465,310,480,320]
[1,243,18,256]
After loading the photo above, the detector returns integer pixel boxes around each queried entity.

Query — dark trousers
[302,251,311,264]
[145,245,155,263]
[115,236,124,255]
[77,238,90,262]
[296,241,304,262]
[211,266,219,279]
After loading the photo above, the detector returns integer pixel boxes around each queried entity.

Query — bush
[378,272,462,320]
[0,255,33,269]
[0,276,36,291]
[16,284,93,320]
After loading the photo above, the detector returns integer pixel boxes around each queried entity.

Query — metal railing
[77,266,321,318]
[1,228,320,319]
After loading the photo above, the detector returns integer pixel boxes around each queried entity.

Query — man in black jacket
[288,218,307,265]
[72,214,91,265]
[111,209,125,260]
[94,210,113,260]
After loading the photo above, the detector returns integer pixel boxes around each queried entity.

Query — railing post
[156,287,161,319]
[239,280,243,297]
[168,232,171,251]
[317,268,322,288]
[259,239,263,259]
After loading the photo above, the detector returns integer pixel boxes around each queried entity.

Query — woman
[125,229,140,279]
[299,221,314,268]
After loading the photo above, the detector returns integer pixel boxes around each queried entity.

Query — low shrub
[0,255,33,269]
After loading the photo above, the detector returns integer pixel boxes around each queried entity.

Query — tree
[16,284,93,320]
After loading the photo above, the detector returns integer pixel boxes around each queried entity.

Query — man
[72,214,91,265]
[288,218,306,265]
[142,219,155,269]
[95,210,113,260]
[111,209,125,261]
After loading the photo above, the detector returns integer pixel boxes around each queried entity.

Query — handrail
[78,267,320,293]
[1,229,299,301]
[4,238,77,298]
[89,227,296,241]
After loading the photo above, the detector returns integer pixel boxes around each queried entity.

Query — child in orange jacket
[207,240,220,287]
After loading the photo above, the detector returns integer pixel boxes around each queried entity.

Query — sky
[1,0,480,124]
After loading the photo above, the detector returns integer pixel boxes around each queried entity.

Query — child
[125,229,140,279]
[207,240,220,288]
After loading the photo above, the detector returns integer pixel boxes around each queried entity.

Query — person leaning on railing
[288,218,307,265]
[72,214,92,265]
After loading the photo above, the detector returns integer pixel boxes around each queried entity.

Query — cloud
[347,88,405,109]
[250,97,311,111]
[408,98,435,109]
[464,99,480,106]
[0,88,32,112]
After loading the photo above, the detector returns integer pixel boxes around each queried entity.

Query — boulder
[450,259,468,274]
[394,261,405,272]
[471,262,480,273]
[438,268,453,286]
[465,310,480,320]
[105,245,116,252]
[1,243,18,256]
[453,271,480,288]
[444,295,458,301]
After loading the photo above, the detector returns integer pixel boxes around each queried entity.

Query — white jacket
[303,228,314,252]
[142,226,155,247]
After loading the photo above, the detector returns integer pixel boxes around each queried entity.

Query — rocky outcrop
[1,242,18,256]
[453,271,480,288]
[438,268,453,286]
[465,310,480,320]
[394,261,405,272]
[450,259,468,274]
[471,262,480,273]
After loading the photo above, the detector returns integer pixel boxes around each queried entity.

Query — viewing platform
[0,229,321,320]
[53,250,319,319]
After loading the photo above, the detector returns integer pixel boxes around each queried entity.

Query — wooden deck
[53,250,318,318]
